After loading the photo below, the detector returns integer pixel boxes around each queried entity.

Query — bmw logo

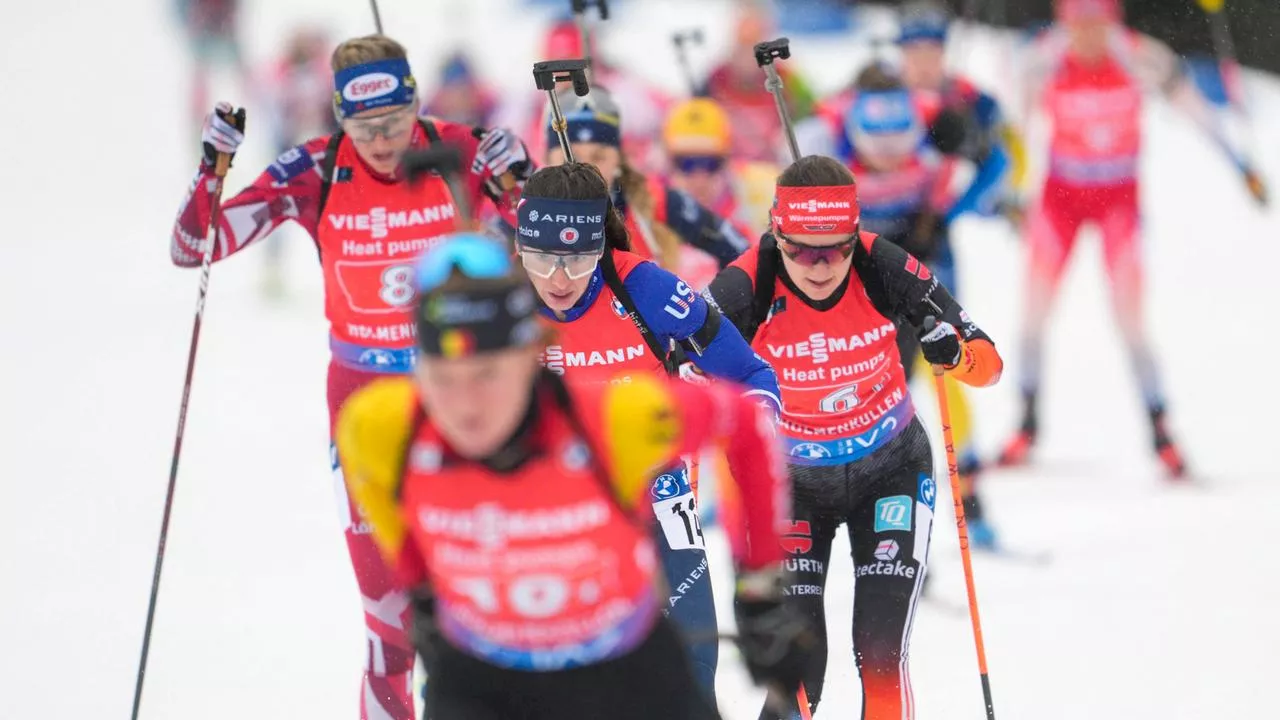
[790,443,832,459]
[650,473,682,500]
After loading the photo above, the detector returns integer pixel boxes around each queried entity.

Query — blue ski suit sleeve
[624,261,781,413]
[944,91,1012,222]
[662,187,752,268]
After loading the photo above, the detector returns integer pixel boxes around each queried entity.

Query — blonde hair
[330,34,409,72]
[618,159,682,270]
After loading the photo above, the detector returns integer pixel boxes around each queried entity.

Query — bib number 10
[452,575,573,619]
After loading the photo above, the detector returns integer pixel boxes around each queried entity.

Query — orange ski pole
[796,684,813,720]
[932,362,997,719]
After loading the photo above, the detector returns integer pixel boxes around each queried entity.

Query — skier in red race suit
[1000,0,1268,476]
[513,163,783,701]
[706,155,1003,719]
[170,34,534,720]
[335,233,812,718]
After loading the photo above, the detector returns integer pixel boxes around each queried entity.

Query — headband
[416,280,541,358]
[333,58,417,119]
[516,196,609,253]
[546,108,622,151]
[771,185,860,235]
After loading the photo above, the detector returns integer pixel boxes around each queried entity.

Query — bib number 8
[379,264,415,307]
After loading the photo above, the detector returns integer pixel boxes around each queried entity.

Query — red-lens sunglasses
[776,232,857,266]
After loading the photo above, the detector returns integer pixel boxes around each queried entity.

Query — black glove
[200,102,246,168]
[408,586,445,668]
[919,317,962,367]
[928,107,970,156]
[903,211,946,260]
[733,567,815,700]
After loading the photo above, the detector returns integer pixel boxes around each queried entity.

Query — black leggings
[424,618,719,720]
[761,419,936,719]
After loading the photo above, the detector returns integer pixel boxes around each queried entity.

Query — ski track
[2,1,1277,718]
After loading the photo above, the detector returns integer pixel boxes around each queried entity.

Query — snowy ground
[2,1,1278,718]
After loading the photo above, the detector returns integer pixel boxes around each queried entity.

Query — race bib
[333,259,416,313]
[650,468,704,551]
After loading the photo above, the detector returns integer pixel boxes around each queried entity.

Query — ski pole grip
[532,59,591,95]
[402,145,463,185]
[570,0,608,19]
[754,38,791,68]
[214,152,232,178]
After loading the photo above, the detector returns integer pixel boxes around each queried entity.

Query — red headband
[1056,0,1120,21]
[771,185,860,236]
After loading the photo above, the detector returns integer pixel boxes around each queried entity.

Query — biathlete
[336,234,813,719]
[171,34,533,720]
[707,155,1003,718]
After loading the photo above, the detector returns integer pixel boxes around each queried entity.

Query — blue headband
[849,90,918,135]
[516,196,609,253]
[334,58,417,118]
[898,14,949,44]
[546,108,622,151]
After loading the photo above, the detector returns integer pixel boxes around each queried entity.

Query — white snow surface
[2,1,1278,718]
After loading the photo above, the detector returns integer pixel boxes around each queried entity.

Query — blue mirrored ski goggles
[414,233,514,293]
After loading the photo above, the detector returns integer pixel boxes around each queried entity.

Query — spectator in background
[176,0,247,138]
[704,1,816,163]
[257,25,338,298]
[419,52,500,127]
[494,19,673,174]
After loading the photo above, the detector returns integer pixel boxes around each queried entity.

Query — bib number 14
[655,493,704,550]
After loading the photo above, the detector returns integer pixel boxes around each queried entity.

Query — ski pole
[753,38,801,163]
[402,145,476,231]
[672,28,705,96]
[532,58,591,163]
[1196,0,1244,111]
[925,316,997,720]
[570,0,609,82]
[1195,0,1265,204]
[369,0,384,34]
[132,111,245,720]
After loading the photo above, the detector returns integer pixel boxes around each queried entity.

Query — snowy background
[2,0,1278,718]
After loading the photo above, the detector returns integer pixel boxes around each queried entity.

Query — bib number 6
[378,264,415,307]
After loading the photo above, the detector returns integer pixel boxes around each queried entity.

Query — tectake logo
[342,72,399,102]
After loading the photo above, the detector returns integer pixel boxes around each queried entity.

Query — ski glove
[733,566,815,698]
[472,127,532,195]
[920,320,962,367]
[201,102,246,167]
[1241,164,1269,208]
[928,107,970,156]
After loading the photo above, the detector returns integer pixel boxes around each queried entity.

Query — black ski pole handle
[533,58,591,97]
[571,0,609,20]
[673,28,704,49]
[401,145,475,227]
[754,37,791,68]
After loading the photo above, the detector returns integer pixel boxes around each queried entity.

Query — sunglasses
[518,249,604,280]
[673,155,727,174]
[776,232,857,266]
[415,234,513,292]
[343,104,417,143]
